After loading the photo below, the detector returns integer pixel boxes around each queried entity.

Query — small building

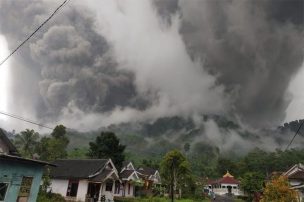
[207,171,243,196]
[49,159,120,202]
[0,128,53,202]
[137,167,161,195]
[117,161,141,198]
[283,163,304,201]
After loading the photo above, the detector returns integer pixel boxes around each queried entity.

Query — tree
[87,131,126,171]
[35,125,69,162]
[14,129,39,158]
[240,172,264,200]
[51,125,67,139]
[261,176,298,202]
[160,149,191,200]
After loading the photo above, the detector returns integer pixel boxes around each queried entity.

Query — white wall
[123,183,134,197]
[50,179,69,196]
[77,180,88,201]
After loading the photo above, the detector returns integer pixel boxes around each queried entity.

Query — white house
[49,159,120,202]
[283,163,304,201]
[116,161,141,198]
[136,166,161,195]
[206,171,243,196]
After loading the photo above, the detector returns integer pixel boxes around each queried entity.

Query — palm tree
[14,129,39,158]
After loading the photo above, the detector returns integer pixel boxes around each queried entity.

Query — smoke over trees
[0,0,303,150]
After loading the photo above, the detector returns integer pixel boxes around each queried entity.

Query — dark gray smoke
[0,0,148,124]
[175,0,304,127]
[0,0,303,133]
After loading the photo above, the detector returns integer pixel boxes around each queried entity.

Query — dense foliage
[260,176,298,202]
[87,131,126,170]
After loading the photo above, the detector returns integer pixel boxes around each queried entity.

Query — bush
[37,191,66,202]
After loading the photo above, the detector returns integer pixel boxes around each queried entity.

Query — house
[283,163,304,201]
[137,166,161,195]
[0,128,53,202]
[206,171,243,196]
[49,159,120,202]
[116,161,141,198]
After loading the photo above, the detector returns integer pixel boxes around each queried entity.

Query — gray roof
[0,128,19,155]
[50,159,108,179]
[120,170,135,179]
[137,167,157,176]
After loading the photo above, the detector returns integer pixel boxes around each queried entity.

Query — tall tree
[14,129,39,158]
[160,149,191,200]
[240,172,264,200]
[35,125,69,161]
[87,131,126,170]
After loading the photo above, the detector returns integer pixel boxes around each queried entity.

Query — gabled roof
[137,167,157,176]
[289,170,304,180]
[120,170,135,179]
[50,159,108,179]
[284,163,304,176]
[0,128,19,155]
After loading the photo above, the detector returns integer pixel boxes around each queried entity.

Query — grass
[115,197,210,202]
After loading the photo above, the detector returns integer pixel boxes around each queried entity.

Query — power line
[0,110,53,130]
[285,120,304,151]
[0,0,70,66]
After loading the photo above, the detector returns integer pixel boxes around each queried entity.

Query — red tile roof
[218,176,240,184]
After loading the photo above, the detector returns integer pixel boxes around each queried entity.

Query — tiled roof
[219,176,240,184]
[50,159,108,179]
[208,176,240,185]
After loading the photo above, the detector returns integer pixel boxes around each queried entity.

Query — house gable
[121,161,135,172]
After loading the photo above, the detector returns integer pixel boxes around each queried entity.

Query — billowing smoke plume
[0,0,303,151]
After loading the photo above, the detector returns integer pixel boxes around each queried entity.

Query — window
[105,181,113,192]
[66,180,79,197]
[0,183,9,201]
[128,183,131,195]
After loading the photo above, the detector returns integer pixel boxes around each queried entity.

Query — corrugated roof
[50,159,108,179]
[0,153,55,166]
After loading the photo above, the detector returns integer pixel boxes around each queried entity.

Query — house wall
[76,180,88,201]
[0,159,44,202]
[50,179,69,197]
[124,182,134,197]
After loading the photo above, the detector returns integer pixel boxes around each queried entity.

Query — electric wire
[0,110,53,130]
[0,0,70,66]
[285,120,304,151]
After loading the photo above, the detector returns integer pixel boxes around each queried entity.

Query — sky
[0,0,303,134]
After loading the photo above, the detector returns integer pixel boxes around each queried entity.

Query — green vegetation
[115,197,209,202]
[87,131,126,170]
[260,176,298,202]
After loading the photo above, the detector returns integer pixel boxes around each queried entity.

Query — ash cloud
[0,0,303,149]
[176,0,304,127]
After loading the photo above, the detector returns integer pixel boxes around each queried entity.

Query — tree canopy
[261,176,298,202]
[87,131,126,171]
[160,149,191,198]
[14,129,39,158]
